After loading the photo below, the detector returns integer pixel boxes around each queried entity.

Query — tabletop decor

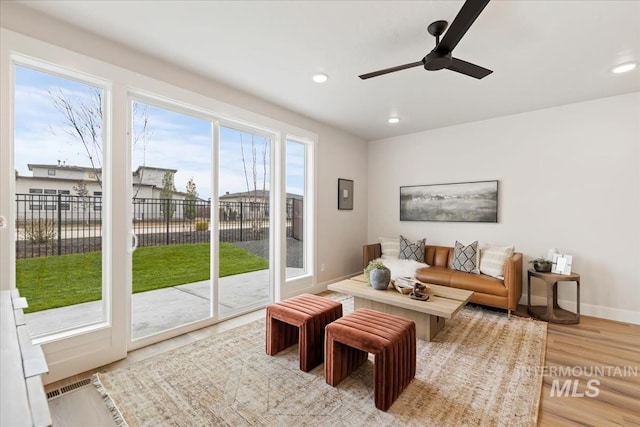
[364,260,390,290]
[529,257,553,272]
[551,253,573,275]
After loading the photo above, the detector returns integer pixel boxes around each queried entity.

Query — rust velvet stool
[266,294,343,372]
[324,308,416,411]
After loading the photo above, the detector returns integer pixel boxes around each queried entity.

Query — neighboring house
[219,190,303,203]
[15,163,199,221]
[219,190,302,221]
[16,163,104,221]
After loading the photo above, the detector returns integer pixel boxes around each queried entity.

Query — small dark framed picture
[338,178,354,210]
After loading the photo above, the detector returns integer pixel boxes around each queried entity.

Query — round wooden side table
[527,269,580,324]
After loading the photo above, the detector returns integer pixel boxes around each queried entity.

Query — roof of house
[133,166,178,175]
[220,190,302,200]
[28,163,101,172]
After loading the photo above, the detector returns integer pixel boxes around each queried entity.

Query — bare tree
[132,102,151,198]
[50,87,103,186]
[49,89,150,191]
[240,133,269,239]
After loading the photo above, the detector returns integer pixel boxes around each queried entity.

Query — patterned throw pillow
[451,240,480,273]
[399,235,426,262]
[479,245,515,279]
[379,237,400,259]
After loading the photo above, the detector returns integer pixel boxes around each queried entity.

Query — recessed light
[388,117,400,124]
[312,73,328,83]
[611,62,637,74]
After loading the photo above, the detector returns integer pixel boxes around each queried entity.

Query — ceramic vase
[369,267,391,290]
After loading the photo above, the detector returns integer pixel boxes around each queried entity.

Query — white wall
[368,93,640,324]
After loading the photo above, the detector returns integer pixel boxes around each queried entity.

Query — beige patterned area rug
[94,298,546,427]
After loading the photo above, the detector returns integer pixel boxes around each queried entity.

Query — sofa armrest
[363,243,382,270]
[502,252,523,311]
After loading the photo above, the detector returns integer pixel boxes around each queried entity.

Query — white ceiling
[16,0,640,140]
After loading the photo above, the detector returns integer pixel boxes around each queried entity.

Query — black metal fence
[15,194,298,259]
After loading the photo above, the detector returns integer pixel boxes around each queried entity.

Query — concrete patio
[25,268,304,339]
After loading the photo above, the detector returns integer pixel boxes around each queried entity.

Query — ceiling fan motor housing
[423,50,452,71]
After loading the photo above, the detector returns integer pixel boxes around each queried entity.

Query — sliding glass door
[217,125,272,316]
[130,100,213,340]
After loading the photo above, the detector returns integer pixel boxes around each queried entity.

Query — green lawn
[16,242,268,313]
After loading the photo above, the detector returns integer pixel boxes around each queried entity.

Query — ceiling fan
[359,0,492,80]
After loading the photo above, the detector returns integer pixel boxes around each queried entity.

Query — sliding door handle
[129,231,138,253]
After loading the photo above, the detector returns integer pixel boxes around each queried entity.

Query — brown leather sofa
[363,243,523,316]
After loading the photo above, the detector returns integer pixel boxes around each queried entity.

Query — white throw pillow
[377,257,429,280]
[479,245,515,279]
[379,236,400,259]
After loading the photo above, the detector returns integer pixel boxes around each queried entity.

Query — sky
[14,65,305,200]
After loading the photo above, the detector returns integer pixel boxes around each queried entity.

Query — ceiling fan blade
[446,57,493,79]
[359,61,423,80]
[437,0,490,53]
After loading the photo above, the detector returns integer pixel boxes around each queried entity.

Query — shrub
[21,219,57,243]
[194,219,209,231]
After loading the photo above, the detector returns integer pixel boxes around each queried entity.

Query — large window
[286,139,307,278]
[2,36,315,379]
[14,64,107,337]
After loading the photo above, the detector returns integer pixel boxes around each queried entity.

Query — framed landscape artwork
[400,180,498,222]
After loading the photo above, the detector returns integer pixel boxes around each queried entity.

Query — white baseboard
[525,295,640,325]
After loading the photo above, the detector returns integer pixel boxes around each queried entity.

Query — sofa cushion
[415,266,453,287]
[399,235,426,261]
[425,246,452,268]
[449,272,508,297]
[379,237,399,259]
[451,241,479,273]
[479,245,515,279]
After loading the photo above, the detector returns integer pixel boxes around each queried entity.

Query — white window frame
[9,55,113,342]
[283,137,314,285]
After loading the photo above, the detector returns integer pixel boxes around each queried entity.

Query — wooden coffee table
[328,275,473,341]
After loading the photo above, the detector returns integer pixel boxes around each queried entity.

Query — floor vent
[46,389,60,399]
[47,378,92,400]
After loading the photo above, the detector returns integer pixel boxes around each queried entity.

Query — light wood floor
[45,308,639,427]
[538,315,640,426]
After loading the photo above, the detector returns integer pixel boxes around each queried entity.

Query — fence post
[239,201,243,242]
[165,199,170,245]
[57,193,62,256]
